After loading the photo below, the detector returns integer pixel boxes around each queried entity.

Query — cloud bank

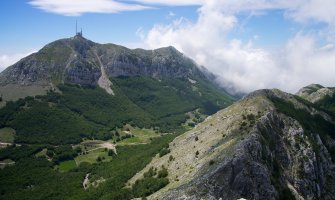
[140,0,335,93]
[29,0,151,16]
[0,51,36,72]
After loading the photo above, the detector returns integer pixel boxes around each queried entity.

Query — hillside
[129,88,335,200]
[0,35,235,144]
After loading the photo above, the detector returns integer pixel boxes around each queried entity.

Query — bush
[157,167,168,178]
[169,155,174,162]
[132,166,169,198]
[209,160,215,165]
[75,146,82,154]
[108,149,116,156]
[159,148,170,157]
[143,167,156,178]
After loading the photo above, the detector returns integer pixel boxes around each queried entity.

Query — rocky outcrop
[128,89,335,200]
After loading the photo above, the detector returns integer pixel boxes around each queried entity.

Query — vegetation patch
[0,134,176,200]
[58,160,77,172]
[0,127,15,143]
[117,127,159,146]
[131,166,169,198]
[75,148,113,165]
[315,94,335,113]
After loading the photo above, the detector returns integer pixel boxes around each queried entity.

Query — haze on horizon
[1,0,335,94]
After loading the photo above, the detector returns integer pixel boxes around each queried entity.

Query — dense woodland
[0,77,233,144]
[0,135,175,199]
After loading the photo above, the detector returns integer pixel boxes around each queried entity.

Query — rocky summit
[0,35,215,103]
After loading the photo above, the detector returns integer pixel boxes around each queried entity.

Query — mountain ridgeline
[1,35,335,200]
[0,34,219,97]
[130,87,335,200]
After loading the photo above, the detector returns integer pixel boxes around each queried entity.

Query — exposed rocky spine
[128,89,335,200]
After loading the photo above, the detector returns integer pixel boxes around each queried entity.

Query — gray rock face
[97,45,201,79]
[65,59,101,86]
[0,36,206,87]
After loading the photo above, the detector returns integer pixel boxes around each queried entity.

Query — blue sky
[1,0,335,93]
[0,0,198,54]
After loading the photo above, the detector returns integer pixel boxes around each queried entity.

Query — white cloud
[167,11,176,18]
[280,34,335,91]
[0,51,37,72]
[287,0,335,24]
[131,0,204,6]
[141,0,335,93]
[29,0,151,16]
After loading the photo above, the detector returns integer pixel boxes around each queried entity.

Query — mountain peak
[0,36,227,104]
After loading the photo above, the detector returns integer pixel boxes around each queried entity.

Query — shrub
[108,149,116,156]
[159,148,170,157]
[209,160,215,165]
[143,167,156,178]
[169,155,174,162]
[157,167,168,178]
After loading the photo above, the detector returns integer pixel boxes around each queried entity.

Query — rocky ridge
[128,88,335,200]
[297,84,335,103]
[0,35,212,103]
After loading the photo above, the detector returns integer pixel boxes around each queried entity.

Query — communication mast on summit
[75,20,83,37]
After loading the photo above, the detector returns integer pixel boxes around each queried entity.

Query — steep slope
[129,88,335,200]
